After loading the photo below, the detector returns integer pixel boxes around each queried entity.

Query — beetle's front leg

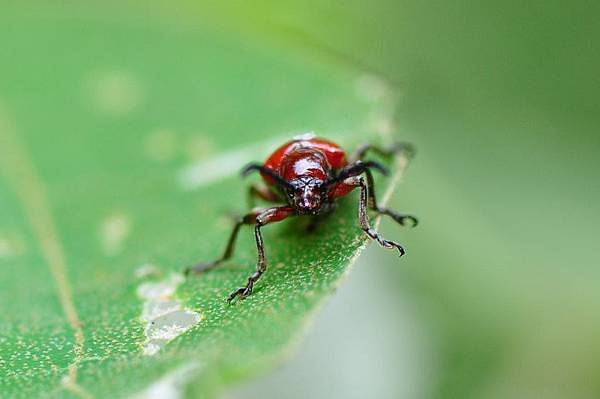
[333,176,407,256]
[228,206,296,304]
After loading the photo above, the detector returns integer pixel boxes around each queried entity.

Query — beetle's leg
[363,169,418,227]
[241,163,293,191]
[332,176,407,256]
[228,206,296,304]
[324,160,388,188]
[185,210,264,275]
[349,142,415,163]
[247,183,281,209]
[328,161,418,227]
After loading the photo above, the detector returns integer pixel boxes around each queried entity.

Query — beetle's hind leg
[185,211,260,276]
[349,142,415,163]
[364,169,418,227]
[346,141,418,226]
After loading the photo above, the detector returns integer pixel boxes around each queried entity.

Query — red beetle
[186,134,417,303]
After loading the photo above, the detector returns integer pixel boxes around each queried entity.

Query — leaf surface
[0,3,412,398]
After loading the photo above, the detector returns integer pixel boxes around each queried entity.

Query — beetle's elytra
[186,133,417,303]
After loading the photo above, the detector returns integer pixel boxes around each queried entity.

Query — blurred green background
[2,1,599,398]
[221,1,600,398]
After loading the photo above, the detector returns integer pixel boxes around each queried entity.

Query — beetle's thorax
[280,148,330,181]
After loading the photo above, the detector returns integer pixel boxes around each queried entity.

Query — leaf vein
[0,101,93,399]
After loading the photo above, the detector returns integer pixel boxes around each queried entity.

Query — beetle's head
[286,177,326,215]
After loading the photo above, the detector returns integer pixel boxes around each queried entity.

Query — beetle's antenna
[323,161,388,188]
[241,163,293,189]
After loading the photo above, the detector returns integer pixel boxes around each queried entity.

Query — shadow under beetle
[185,133,417,304]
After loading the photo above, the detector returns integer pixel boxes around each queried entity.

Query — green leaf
[0,3,413,398]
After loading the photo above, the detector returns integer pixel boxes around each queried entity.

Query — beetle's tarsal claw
[365,228,406,256]
[395,214,418,227]
[227,284,253,304]
[384,239,405,256]
[377,208,418,228]
[227,288,244,304]
[406,216,418,227]
[396,244,406,257]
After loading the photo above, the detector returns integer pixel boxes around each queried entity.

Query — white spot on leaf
[355,74,390,103]
[177,134,303,190]
[141,300,181,322]
[85,70,143,116]
[129,362,201,399]
[0,240,13,258]
[184,135,216,161]
[138,273,182,299]
[135,263,161,279]
[0,239,12,258]
[0,233,25,258]
[100,213,131,256]
[137,273,202,356]
[144,129,178,162]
